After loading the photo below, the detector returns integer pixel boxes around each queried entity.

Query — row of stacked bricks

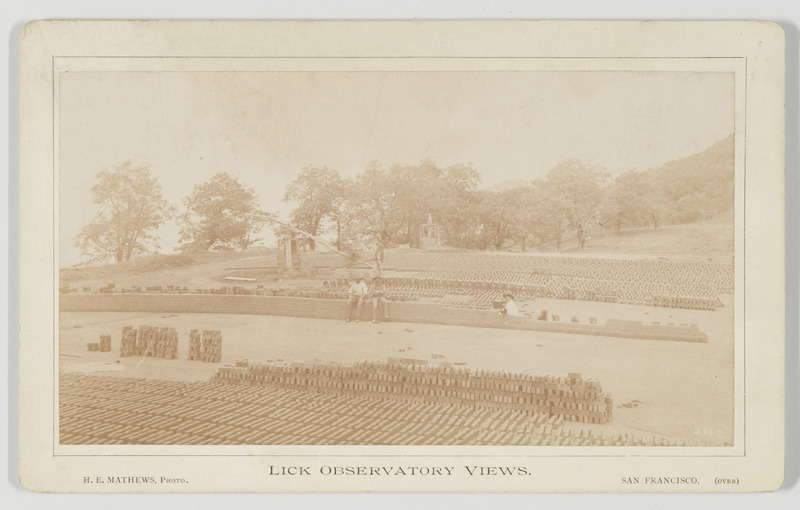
[87,335,112,352]
[651,295,718,311]
[604,319,707,342]
[118,326,178,359]
[189,329,222,362]
[213,360,613,424]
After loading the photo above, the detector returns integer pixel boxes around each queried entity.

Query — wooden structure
[277,232,308,271]
[419,213,441,249]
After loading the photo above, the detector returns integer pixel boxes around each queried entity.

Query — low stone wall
[59,293,707,342]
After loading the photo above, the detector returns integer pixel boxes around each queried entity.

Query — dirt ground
[60,298,734,445]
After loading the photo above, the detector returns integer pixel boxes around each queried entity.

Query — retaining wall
[59,293,707,342]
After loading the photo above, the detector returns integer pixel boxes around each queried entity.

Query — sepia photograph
[17,20,785,493]
[57,68,736,447]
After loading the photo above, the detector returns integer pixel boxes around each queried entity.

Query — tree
[75,161,172,263]
[179,173,269,251]
[389,161,448,247]
[437,163,482,248]
[349,162,405,245]
[544,160,608,250]
[284,166,346,250]
[601,170,651,232]
[505,184,553,252]
[479,191,520,250]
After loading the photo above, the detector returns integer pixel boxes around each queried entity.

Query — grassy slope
[60,249,275,290]
[561,217,733,259]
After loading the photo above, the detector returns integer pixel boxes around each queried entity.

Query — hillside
[648,134,734,223]
[566,216,733,258]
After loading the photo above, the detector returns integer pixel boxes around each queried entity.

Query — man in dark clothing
[370,277,390,323]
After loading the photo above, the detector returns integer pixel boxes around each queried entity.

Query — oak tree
[74,161,172,263]
[179,172,269,251]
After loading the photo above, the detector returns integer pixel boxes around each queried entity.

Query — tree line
[287,159,615,252]
[286,134,733,252]
[75,134,732,263]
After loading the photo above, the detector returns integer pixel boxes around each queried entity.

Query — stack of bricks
[120,326,139,357]
[141,326,161,357]
[213,359,613,424]
[188,329,202,360]
[651,295,719,311]
[198,330,222,363]
[87,334,112,352]
[604,319,707,343]
[136,326,154,356]
[119,326,178,359]
[154,327,178,359]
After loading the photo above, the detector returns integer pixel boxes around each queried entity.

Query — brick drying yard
[59,296,733,446]
[59,236,735,447]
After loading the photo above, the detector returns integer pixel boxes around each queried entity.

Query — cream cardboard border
[19,20,785,492]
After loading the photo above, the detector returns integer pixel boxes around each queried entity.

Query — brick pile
[59,373,726,446]
[120,327,138,357]
[87,334,112,352]
[138,326,179,359]
[118,326,178,359]
[200,330,222,363]
[651,295,719,310]
[604,319,707,342]
[97,282,116,293]
[212,360,613,424]
[155,328,179,359]
[189,329,222,362]
[188,329,202,360]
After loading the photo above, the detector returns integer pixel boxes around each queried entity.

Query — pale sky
[58,71,734,266]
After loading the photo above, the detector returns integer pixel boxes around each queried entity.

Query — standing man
[345,277,369,323]
[373,241,385,278]
[370,277,390,323]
